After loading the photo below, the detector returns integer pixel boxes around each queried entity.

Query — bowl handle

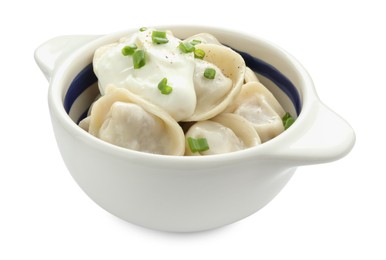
[274,100,355,166]
[34,35,100,81]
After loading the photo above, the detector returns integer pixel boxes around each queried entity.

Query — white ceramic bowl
[35,25,355,232]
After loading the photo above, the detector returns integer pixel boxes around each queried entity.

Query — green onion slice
[282,112,295,130]
[139,27,147,32]
[179,42,195,53]
[152,30,169,44]
[158,78,173,95]
[194,49,205,59]
[284,117,295,130]
[133,50,146,69]
[187,137,209,153]
[204,68,216,79]
[121,44,137,56]
[190,39,202,46]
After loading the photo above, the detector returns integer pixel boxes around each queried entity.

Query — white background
[1,0,385,259]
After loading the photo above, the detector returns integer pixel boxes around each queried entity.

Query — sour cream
[93,28,232,121]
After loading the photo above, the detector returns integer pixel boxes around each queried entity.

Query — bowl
[35,25,355,232]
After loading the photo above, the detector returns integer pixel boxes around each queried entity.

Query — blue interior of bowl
[64,50,302,124]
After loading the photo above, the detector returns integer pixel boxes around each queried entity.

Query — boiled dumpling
[183,33,221,45]
[192,59,232,118]
[79,116,90,131]
[185,113,261,156]
[78,93,101,131]
[227,82,286,143]
[184,43,246,121]
[87,85,185,155]
[244,67,260,83]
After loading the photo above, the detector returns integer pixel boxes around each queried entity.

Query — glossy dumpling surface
[185,43,246,121]
[98,102,172,154]
[183,33,222,45]
[88,86,185,155]
[185,113,260,156]
[227,82,286,142]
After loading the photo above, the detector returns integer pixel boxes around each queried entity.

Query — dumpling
[185,113,261,156]
[184,43,246,121]
[79,116,90,131]
[87,85,185,156]
[192,59,232,118]
[226,82,286,143]
[78,94,101,132]
[244,67,260,83]
[183,33,222,45]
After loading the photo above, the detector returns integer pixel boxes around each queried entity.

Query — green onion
[139,27,147,32]
[190,39,202,46]
[152,30,169,44]
[194,49,205,59]
[157,78,173,95]
[121,44,137,56]
[179,42,195,53]
[282,112,295,130]
[204,68,216,79]
[284,117,295,129]
[133,50,146,69]
[187,137,209,153]
[282,112,291,122]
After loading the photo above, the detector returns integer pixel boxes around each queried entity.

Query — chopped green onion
[139,27,147,32]
[121,44,137,56]
[133,50,146,69]
[282,112,295,130]
[204,68,216,79]
[179,42,195,53]
[194,49,205,59]
[152,30,169,44]
[190,39,202,46]
[284,117,295,129]
[187,137,209,153]
[157,78,173,95]
[282,112,291,122]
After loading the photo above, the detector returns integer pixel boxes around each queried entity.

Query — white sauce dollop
[93,29,232,122]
